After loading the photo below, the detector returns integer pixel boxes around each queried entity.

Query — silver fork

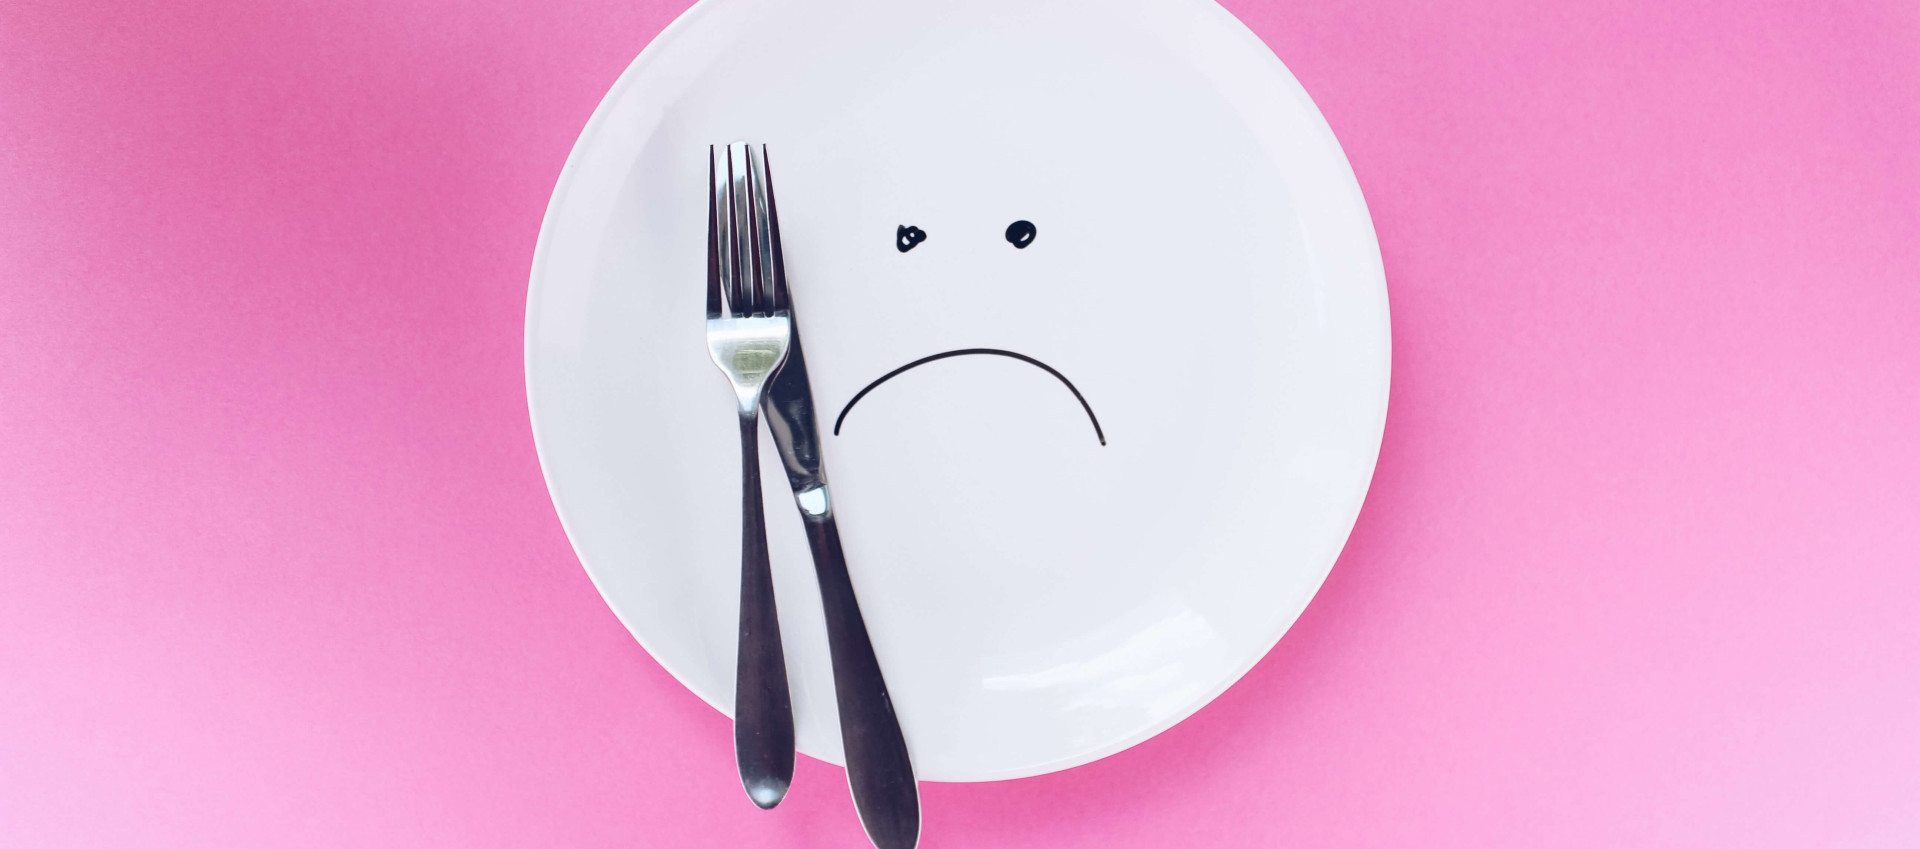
[706,142,795,809]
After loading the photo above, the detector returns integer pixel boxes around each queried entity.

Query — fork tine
[713,145,739,317]
[723,145,742,314]
[760,145,791,315]
[745,145,779,317]
[740,145,763,316]
[727,143,756,314]
[706,146,724,320]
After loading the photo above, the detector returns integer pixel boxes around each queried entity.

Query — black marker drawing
[896,225,927,253]
[833,348,1105,445]
[1005,220,1036,249]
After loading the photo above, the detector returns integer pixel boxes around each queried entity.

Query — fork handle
[734,410,794,808]
[802,509,920,849]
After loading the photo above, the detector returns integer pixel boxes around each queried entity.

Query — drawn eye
[897,225,927,253]
[1005,220,1036,249]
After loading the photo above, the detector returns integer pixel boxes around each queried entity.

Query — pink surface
[3,0,1918,845]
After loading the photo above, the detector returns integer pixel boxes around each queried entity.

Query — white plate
[526,0,1389,781]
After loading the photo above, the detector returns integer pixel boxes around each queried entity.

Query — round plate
[526,0,1389,781]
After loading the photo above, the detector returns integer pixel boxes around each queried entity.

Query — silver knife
[760,169,920,849]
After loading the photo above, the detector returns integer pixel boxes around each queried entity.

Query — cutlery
[705,142,796,810]
[756,149,921,849]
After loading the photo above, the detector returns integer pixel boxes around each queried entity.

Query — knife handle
[734,411,794,809]
[802,509,920,849]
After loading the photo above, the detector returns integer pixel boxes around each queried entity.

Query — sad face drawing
[834,216,1105,447]
[527,0,1389,783]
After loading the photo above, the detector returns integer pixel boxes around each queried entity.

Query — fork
[706,142,795,809]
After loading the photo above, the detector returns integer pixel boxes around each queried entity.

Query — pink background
[4,0,1918,845]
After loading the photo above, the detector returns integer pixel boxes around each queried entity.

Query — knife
[765,325,921,849]
[761,206,920,847]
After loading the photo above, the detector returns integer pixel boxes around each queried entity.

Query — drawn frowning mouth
[831,348,1106,446]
